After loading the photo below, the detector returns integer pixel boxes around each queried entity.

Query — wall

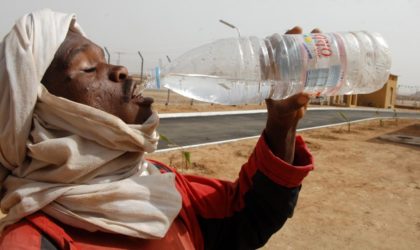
[357,74,398,109]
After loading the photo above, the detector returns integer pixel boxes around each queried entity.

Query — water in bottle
[146,31,391,105]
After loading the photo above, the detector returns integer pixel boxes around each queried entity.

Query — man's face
[42,30,153,124]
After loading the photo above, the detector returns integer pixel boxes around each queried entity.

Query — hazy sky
[1,0,419,94]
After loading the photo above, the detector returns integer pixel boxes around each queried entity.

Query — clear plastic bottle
[146,31,391,105]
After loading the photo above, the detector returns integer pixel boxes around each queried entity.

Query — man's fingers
[285,27,322,35]
[287,93,310,110]
[311,28,321,33]
[285,26,302,34]
[266,93,309,112]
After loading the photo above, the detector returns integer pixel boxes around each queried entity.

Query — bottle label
[300,33,344,89]
[305,65,341,87]
[303,34,334,58]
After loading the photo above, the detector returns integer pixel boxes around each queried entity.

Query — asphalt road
[157,109,420,150]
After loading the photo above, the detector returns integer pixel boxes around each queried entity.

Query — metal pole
[219,19,241,38]
[165,55,171,106]
[165,89,171,106]
[104,47,111,64]
[137,51,144,83]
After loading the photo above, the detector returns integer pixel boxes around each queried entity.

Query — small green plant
[337,111,351,132]
[375,109,384,127]
[393,108,399,126]
[159,134,192,169]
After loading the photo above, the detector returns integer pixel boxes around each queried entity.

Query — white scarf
[0,9,181,239]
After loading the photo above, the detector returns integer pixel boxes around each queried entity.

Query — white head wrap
[0,9,181,239]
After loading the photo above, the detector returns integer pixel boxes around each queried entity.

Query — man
[0,9,314,249]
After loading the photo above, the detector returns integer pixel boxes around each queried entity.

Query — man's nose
[109,65,128,82]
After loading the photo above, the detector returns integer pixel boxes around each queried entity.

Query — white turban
[0,9,181,239]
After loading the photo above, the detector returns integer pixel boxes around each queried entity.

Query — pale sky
[1,0,419,94]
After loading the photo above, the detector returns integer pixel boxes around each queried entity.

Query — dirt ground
[149,119,420,249]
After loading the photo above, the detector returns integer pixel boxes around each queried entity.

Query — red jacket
[0,135,313,250]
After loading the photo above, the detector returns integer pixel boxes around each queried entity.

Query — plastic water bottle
[146,31,391,105]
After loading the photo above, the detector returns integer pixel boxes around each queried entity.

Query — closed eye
[83,67,96,73]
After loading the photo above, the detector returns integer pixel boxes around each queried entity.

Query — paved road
[157,109,420,150]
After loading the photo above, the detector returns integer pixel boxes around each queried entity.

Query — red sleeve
[0,220,42,250]
[0,213,77,250]
[250,134,314,188]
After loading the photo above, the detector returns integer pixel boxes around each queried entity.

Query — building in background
[356,74,398,109]
[313,74,398,109]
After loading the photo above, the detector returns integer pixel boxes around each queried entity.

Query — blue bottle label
[305,65,341,87]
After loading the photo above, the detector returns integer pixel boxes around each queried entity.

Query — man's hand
[264,93,309,164]
[263,26,320,163]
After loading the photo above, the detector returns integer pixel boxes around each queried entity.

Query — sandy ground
[149,119,420,249]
